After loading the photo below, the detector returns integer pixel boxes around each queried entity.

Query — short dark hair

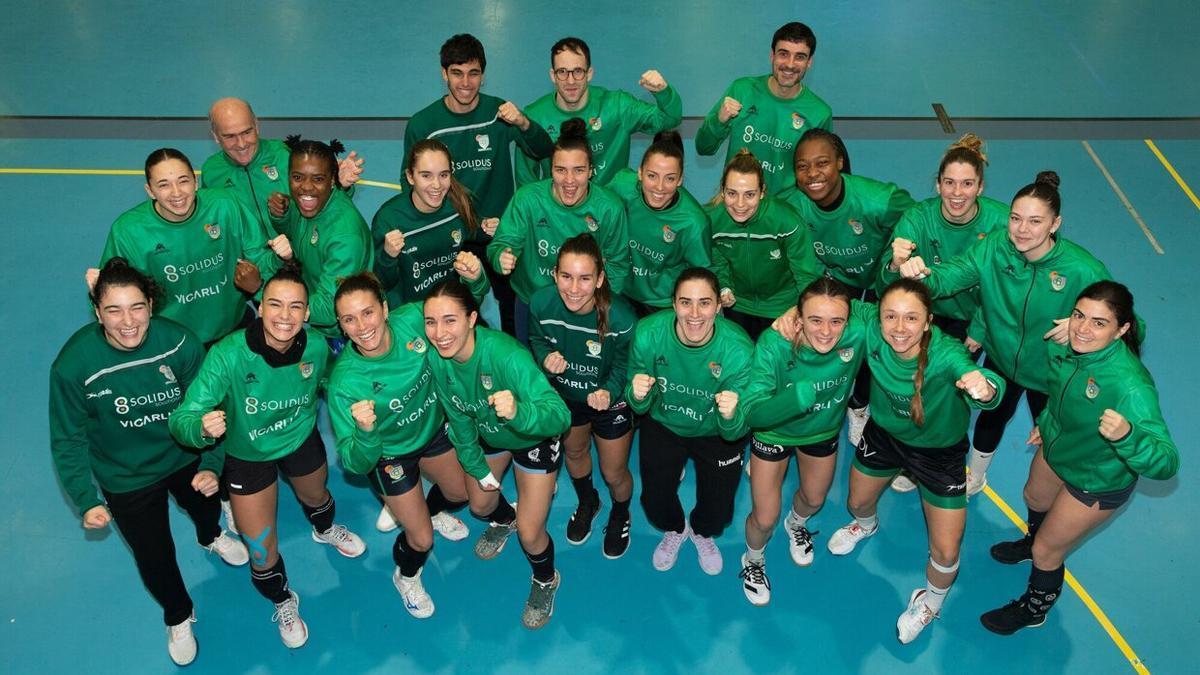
[144,147,193,182]
[551,37,590,67]
[772,22,816,55]
[440,33,486,72]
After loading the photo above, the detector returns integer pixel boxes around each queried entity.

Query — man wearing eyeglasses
[515,36,682,187]
[696,22,832,195]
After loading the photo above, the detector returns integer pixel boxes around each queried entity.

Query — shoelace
[322,524,349,543]
[693,535,719,557]
[788,526,819,552]
[738,560,767,585]
[273,600,298,629]
[169,620,192,641]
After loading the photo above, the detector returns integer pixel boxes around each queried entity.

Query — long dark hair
[406,138,479,234]
[556,233,611,344]
[880,278,933,427]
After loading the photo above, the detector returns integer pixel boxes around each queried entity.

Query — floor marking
[982,484,1150,674]
[0,167,405,192]
[1144,139,1200,212]
[1081,141,1165,254]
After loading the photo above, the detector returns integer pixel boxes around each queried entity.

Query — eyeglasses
[553,68,588,81]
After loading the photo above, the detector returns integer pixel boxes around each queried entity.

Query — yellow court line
[1144,139,1200,212]
[0,167,405,192]
[982,484,1150,674]
[1081,141,1164,255]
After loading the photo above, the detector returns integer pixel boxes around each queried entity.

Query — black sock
[250,556,291,604]
[1027,509,1047,539]
[571,472,598,505]
[425,484,467,517]
[393,531,431,577]
[475,492,516,526]
[1025,564,1065,616]
[522,537,556,583]
[301,494,335,533]
[610,498,631,521]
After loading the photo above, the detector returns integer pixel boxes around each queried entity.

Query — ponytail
[910,330,932,427]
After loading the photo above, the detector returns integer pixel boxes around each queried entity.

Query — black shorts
[369,424,454,497]
[223,428,328,496]
[566,398,633,440]
[750,434,839,461]
[483,436,563,474]
[1064,480,1136,511]
[852,420,968,509]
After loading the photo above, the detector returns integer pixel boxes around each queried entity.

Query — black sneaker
[566,495,601,545]
[602,512,631,559]
[990,535,1033,564]
[980,599,1047,635]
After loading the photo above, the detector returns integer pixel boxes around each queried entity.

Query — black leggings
[972,357,1049,454]
[637,416,747,538]
[103,459,222,626]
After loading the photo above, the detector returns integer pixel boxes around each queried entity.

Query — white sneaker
[392,567,435,619]
[376,504,399,533]
[272,591,308,648]
[890,474,918,493]
[652,528,689,571]
[783,515,816,566]
[221,499,238,536]
[431,512,470,541]
[203,530,249,566]
[827,520,878,555]
[311,524,366,558]
[847,405,870,447]
[966,469,988,498]
[897,588,939,644]
[738,554,770,606]
[166,613,197,666]
[690,531,723,575]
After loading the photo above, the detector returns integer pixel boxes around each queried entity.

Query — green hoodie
[607,168,713,308]
[1039,339,1179,492]
[709,197,821,319]
[922,230,1117,392]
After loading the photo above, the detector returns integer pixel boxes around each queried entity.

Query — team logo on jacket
[839,347,855,363]
[159,364,177,384]
[1049,271,1067,291]
[589,117,602,131]
[662,225,676,243]
[310,228,319,245]
[475,134,490,151]
[585,215,599,232]
[769,248,782,260]
[1085,377,1100,399]
[204,223,221,239]
[586,340,602,357]
[451,229,462,246]
[481,374,493,390]
[709,361,722,378]
[848,219,864,235]
[407,337,427,354]
[263,165,279,181]
[384,463,405,481]
[791,112,805,130]
[299,362,314,379]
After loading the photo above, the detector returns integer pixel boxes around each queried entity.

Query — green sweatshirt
[527,283,637,403]
[607,168,713,308]
[878,196,1009,320]
[405,93,554,227]
[201,139,292,229]
[427,328,571,474]
[624,310,753,440]
[102,189,281,343]
[370,194,490,307]
[779,174,915,291]
[922,231,1116,392]
[742,312,868,446]
[515,84,684,186]
[695,76,832,195]
[856,303,1005,447]
[49,318,214,514]
[270,190,373,337]
[709,197,821,319]
[1039,340,1179,492]
[487,179,630,302]
[169,327,329,462]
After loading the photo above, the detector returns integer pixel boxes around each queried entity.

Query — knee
[1031,537,1064,567]
[1023,486,1051,512]
[599,463,630,487]
[798,489,826,513]
[440,483,469,503]
[928,544,961,569]
[406,529,433,552]
[749,508,779,534]
[846,494,876,516]
[564,442,590,462]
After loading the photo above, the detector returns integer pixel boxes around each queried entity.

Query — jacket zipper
[1045,359,1080,462]
[1011,259,1035,379]
[243,166,268,230]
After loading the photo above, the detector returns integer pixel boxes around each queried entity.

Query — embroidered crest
[263,165,279,181]
[475,134,490,151]
[299,362,314,379]
[450,229,462,246]
[1049,271,1067,291]
[204,223,221,239]
[481,374,493,390]
[158,364,177,383]
[1085,377,1100,399]
[589,117,602,131]
[407,337,427,354]
[849,219,864,235]
[384,463,405,481]
[310,227,319,245]
[709,361,722,378]
[662,225,676,243]
[839,347,855,363]
[585,214,599,232]
[586,340,602,357]
[791,112,805,130]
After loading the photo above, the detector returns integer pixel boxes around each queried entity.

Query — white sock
[967,447,995,478]
[745,544,766,564]
[924,581,950,613]
[855,513,878,532]
[786,510,809,529]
